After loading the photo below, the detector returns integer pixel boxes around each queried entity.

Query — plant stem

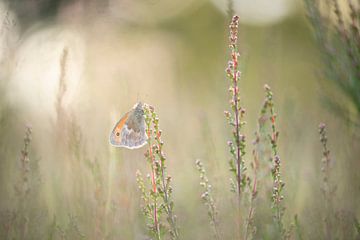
[233,54,242,199]
[319,123,333,240]
[195,160,222,240]
[146,120,161,240]
[144,105,179,240]
[154,126,179,240]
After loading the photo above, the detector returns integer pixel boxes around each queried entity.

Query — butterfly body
[110,102,148,149]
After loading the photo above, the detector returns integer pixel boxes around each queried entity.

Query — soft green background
[0,0,358,239]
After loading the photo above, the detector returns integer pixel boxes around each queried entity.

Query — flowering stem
[244,178,257,240]
[232,21,242,199]
[244,133,259,240]
[263,85,285,235]
[225,15,246,199]
[153,119,179,240]
[224,15,248,239]
[145,116,161,240]
[233,57,242,198]
[144,105,179,240]
[195,159,221,240]
[319,123,333,240]
[16,125,32,240]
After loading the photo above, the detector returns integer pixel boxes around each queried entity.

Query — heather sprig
[305,0,360,125]
[318,123,336,240]
[136,170,162,240]
[138,105,162,240]
[140,104,179,240]
[195,159,221,240]
[8,125,47,240]
[15,125,32,240]
[244,134,259,240]
[260,85,285,235]
[16,125,32,200]
[224,15,247,197]
[85,158,106,240]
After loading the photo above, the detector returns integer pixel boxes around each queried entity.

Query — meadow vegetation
[0,1,360,240]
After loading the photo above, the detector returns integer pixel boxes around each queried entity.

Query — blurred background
[0,0,359,239]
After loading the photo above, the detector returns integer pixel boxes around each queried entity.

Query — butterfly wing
[110,111,130,146]
[109,107,148,149]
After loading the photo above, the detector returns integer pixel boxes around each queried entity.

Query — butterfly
[109,102,148,149]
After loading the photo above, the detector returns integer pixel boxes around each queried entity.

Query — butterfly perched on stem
[110,102,148,149]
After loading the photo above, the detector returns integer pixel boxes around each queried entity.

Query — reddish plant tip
[229,16,240,46]
[232,15,240,21]
[271,116,276,124]
[146,129,152,137]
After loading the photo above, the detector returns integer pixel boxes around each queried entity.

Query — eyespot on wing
[110,123,148,149]
[109,112,130,146]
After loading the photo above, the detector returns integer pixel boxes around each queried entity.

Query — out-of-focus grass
[0,0,359,239]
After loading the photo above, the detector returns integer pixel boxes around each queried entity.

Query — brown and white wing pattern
[116,123,147,149]
[109,102,148,149]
